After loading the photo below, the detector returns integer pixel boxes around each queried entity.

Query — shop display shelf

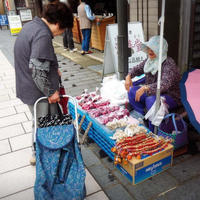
[73,16,115,51]
[90,16,116,51]
[68,101,115,160]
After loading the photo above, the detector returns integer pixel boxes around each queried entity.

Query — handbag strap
[59,77,63,87]
[47,102,63,119]
[163,113,186,135]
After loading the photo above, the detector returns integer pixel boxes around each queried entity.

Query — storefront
[89,0,116,16]
[71,0,117,16]
[72,0,117,51]
[188,0,200,68]
[129,0,200,73]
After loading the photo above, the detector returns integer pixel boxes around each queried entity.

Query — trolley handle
[33,95,79,143]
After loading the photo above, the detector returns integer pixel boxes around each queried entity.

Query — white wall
[129,0,158,40]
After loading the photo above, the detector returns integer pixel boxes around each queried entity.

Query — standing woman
[14,2,74,165]
[78,0,95,55]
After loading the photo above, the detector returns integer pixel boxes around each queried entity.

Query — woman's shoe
[70,48,78,53]
[85,50,93,54]
[30,153,36,166]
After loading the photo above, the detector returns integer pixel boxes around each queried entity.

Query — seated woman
[125,35,181,130]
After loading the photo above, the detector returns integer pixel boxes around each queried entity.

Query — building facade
[129,0,200,73]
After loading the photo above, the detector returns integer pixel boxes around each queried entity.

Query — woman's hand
[135,85,149,102]
[48,91,60,104]
[58,69,61,77]
[125,74,132,91]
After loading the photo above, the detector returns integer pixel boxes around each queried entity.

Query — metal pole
[117,0,129,80]
[137,0,139,21]
[154,0,165,134]
[142,0,144,26]
[147,0,149,40]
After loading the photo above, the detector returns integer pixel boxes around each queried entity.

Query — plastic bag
[145,97,169,126]
[158,113,188,149]
[100,75,128,105]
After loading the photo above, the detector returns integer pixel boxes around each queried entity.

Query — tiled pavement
[52,36,200,200]
[0,49,108,200]
[1,30,200,200]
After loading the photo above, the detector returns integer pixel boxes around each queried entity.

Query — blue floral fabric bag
[34,124,86,200]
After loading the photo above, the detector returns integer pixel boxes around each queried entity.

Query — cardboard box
[116,144,173,185]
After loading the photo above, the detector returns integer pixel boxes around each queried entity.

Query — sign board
[103,22,147,75]
[19,9,32,22]
[0,15,9,26]
[8,10,16,16]
[8,15,22,35]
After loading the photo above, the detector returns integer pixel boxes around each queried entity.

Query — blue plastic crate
[68,101,116,160]
[87,118,115,159]
[88,115,115,146]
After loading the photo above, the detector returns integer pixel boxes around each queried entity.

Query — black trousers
[63,28,74,50]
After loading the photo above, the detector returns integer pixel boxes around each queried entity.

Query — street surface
[0,30,107,200]
[0,29,200,200]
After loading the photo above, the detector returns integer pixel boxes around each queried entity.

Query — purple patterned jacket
[128,57,181,105]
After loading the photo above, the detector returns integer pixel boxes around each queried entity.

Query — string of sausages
[111,132,172,165]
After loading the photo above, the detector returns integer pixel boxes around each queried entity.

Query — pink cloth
[185,69,200,123]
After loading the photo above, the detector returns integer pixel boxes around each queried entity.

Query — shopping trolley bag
[33,96,86,200]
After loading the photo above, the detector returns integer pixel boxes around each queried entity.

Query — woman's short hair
[81,0,89,3]
[42,2,74,29]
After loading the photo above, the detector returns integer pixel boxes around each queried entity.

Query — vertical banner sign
[5,0,10,11]
[103,22,147,75]
[0,15,9,26]
[8,15,22,35]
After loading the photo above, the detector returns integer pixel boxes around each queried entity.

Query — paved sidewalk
[53,35,104,63]
[0,49,108,200]
[2,30,200,200]
[52,34,200,200]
